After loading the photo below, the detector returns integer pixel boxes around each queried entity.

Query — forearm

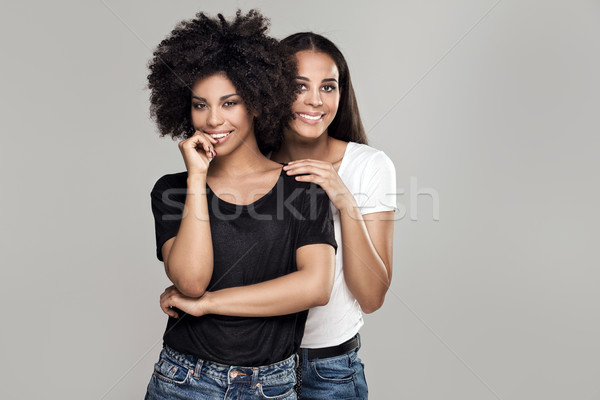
[339,202,392,313]
[166,175,213,296]
[205,269,331,317]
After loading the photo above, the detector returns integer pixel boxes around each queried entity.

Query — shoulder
[280,170,326,196]
[151,171,188,194]
[345,142,395,173]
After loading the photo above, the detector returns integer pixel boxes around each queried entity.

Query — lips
[205,130,233,144]
[296,112,325,124]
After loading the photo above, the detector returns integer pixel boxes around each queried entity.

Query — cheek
[190,111,201,126]
[291,97,303,112]
[327,97,340,117]
[237,111,253,130]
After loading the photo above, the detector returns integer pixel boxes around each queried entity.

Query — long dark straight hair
[281,32,368,144]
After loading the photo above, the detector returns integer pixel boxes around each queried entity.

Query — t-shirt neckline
[336,141,354,177]
[206,167,285,209]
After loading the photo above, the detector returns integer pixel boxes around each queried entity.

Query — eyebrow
[296,76,339,84]
[191,93,239,101]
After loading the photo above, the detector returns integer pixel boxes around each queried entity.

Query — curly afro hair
[147,10,297,152]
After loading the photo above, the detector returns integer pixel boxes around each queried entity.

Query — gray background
[1,0,599,399]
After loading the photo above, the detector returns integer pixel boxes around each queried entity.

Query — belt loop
[193,358,203,380]
[251,367,259,391]
[227,366,233,385]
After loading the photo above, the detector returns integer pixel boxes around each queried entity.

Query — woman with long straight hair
[270,32,397,399]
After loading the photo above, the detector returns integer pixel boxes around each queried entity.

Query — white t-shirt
[301,141,397,348]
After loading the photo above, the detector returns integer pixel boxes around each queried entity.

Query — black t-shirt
[150,169,336,366]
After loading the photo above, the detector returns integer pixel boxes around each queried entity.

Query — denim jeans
[145,345,297,400]
[299,334,368,400]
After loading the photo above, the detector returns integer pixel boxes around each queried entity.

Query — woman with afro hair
[145,10,336,400]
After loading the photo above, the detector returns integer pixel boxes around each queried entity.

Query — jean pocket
[257,373,296,399]
[152,355,192,385]
[310,356,356,382]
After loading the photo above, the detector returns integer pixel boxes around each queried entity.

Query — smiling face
[287,50,341,140]
[191,73,255,156]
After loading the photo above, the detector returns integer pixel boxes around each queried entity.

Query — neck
[275,129,332,163]
[208,136,268,178]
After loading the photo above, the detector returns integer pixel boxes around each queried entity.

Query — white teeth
[298,113,322,121]
[210,132,230,139]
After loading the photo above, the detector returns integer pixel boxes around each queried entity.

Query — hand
[178,131,218,177]
[159,285,210,318]
[283,159,356,211]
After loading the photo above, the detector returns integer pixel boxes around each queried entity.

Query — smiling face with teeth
[287,50,341,141]
[190,73,256,157]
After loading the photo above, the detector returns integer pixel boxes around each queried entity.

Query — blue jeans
[299,334,368,400]
[145,346,297,400]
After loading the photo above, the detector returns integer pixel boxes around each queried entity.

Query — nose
[305,87,323,107]
[207,108,224,127]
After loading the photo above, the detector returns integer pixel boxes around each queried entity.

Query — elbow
[165,261,211,298]
[172,275,209,298]
[360,294,386,314]
[359,271,391,314]
[311,279,333,307]
[177,284,206,298]
[313,287,331,307]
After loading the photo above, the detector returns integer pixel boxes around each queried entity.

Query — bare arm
[162,175,213,297]
[338,208,394,313]
[284,159,394,313]
[160,243,335,318]
[161,133,217,297]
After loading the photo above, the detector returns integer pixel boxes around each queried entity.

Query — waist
[162,345,296,383]
[164,312,306,365]
[302,333,360,360]
[300,284,364,347]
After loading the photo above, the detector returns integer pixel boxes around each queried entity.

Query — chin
[291,125,326,141]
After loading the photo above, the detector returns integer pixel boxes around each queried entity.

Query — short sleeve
[357,151,398,215]
[295,183,337,252]
[150,174,187,261]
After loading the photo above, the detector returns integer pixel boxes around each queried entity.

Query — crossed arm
[160,242,335,318]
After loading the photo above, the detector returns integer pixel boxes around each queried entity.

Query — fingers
[201,131,218,145]
[161,303,179,318]
[286,159,330,168]
[179,131,218,159]
[192,131,217,159]
[196,131,219,158]
[283,165,330,184]
[283,160,331,176]
[292,173,321,185]
[160,286,180,318]
[284,165,325,176]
